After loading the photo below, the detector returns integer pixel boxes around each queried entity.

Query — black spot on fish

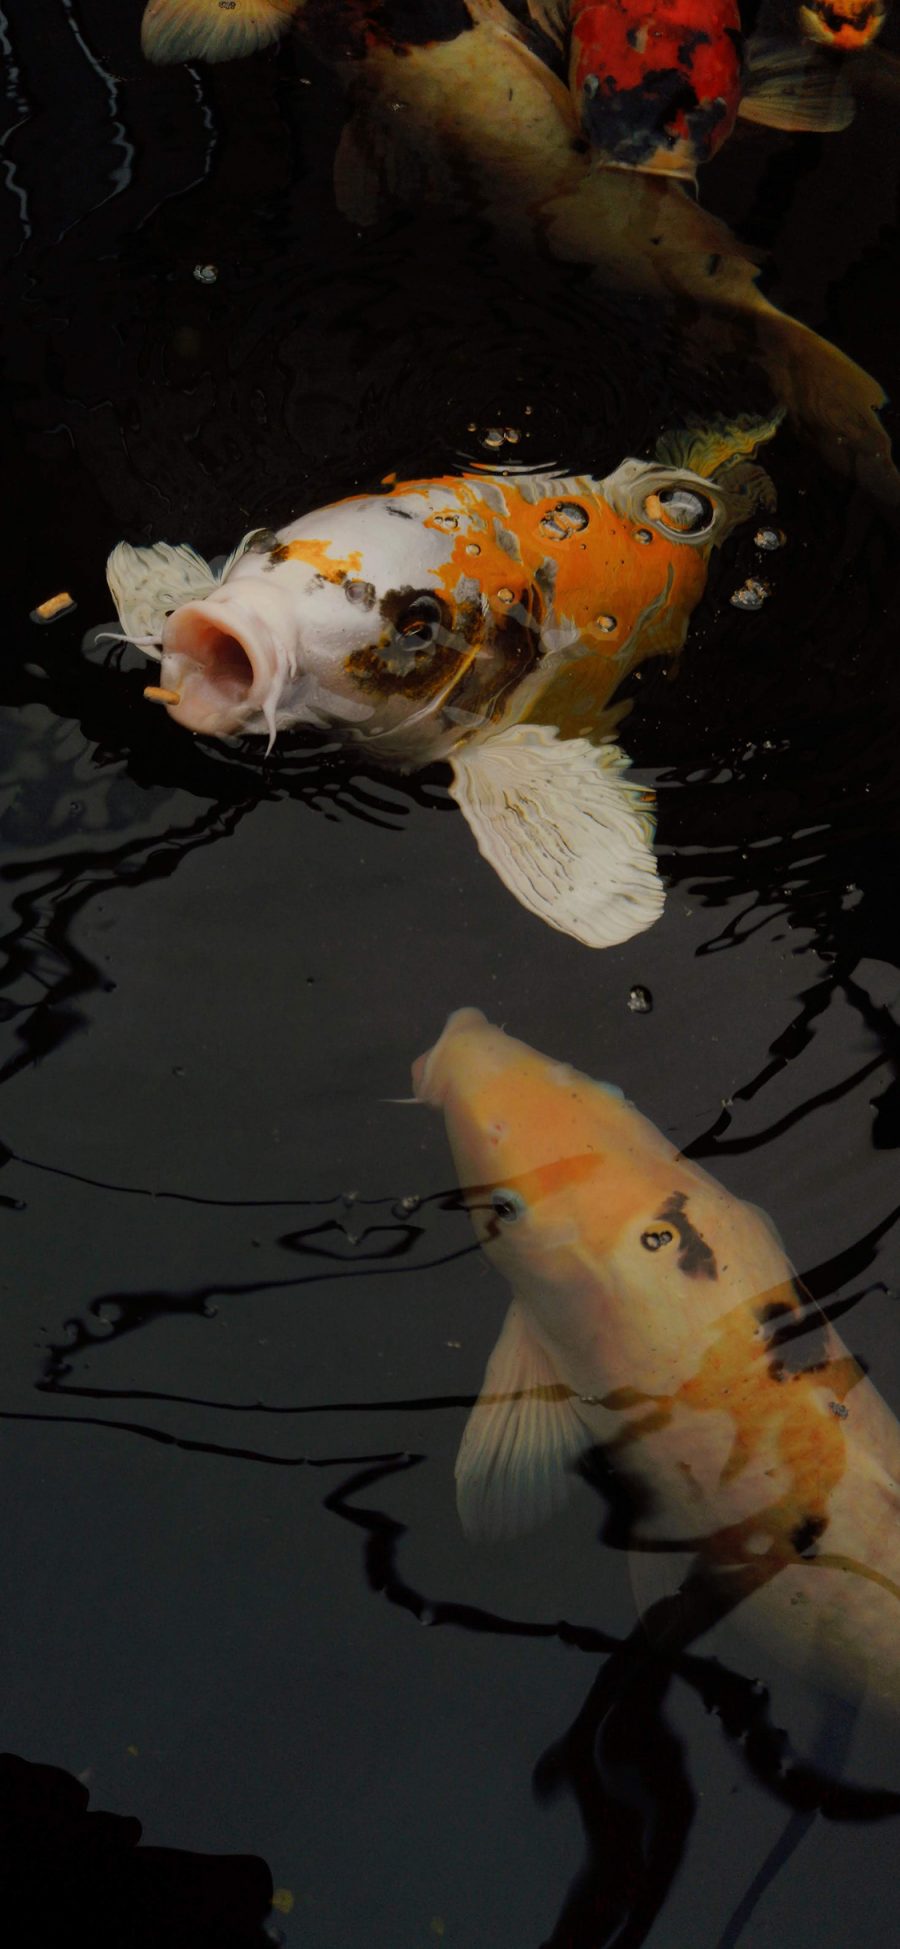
[677,30,712,63]
[580,69,728,169]
[385,504,414,519]
[345,579,376,611]
[348,587,457,696]
[812,0,878,31]
[790,1515,827,1558]
[656,1191,718,1279]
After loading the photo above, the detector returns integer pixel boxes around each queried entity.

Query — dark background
[1,4,899,1943]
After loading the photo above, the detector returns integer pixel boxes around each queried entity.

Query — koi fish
[105,415,777,950]
[564,0,854,179]
[799,0,887,52]
[413,1008,900,1711]
[142,0,856,179]
[139,0,897,507]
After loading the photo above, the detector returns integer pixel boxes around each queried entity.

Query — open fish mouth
[158,597,284,739]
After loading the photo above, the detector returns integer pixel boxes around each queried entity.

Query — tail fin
[141,0,298,66]
[739,35,855,131]
[751,300,900,515]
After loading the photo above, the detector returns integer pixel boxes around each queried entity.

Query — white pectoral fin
[141,0,295,66]
[456,1302,589,1542]
[448,725,664,950]
[105,531,261,655]
[106,540,220,654]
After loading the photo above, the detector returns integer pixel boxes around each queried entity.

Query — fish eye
[395,594,445,645]
[491,1188,527,1223]
[645,487,715,536]
[641,1228,674,1252]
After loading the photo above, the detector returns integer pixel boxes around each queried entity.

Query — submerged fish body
[140,0,897,505]
[107,420,776,948]
[413,1009,900,1711]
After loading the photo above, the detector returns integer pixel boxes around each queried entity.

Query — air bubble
[539,501,589,542]
[496,587,515,604]
[627,985,653,1013]
[634,529,653,545]
[597,615,617,633]
[482,428,505,450]
[641,1229,673,1251]
[730,577,770,611]
[754,527,785,551]
[192,263,218,284]
[829,1400,849,1418]
[465,542,481,556]
[392,1194,421,1217]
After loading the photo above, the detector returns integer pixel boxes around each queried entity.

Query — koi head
[570,0,745,179]
[798,0,886,49]
[413,1007,793,1393]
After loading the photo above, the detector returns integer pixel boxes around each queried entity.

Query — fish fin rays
[456,1302,588,1541]
[448,724,664,950]
[106,532,261,647]
[654,412,783,485]
[141,0,296,65]
[106,540,218,650]
[740,37,856,132]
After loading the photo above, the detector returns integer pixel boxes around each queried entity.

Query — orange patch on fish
[272,536,364,580]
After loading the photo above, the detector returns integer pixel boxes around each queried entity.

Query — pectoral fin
[141,0,296,65]
[106,540,219,652]
[740,38,855,131]
[456,1302,588,1541]
[448,724,663,949]
[105,532,258,652]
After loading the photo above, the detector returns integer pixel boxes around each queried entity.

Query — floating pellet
[30,592,76,625]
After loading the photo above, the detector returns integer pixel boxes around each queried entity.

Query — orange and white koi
[413,1008,900,1711]
[105,415,777,949]
[799,0,887,52]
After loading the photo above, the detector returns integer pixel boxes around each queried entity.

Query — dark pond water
[2,4,899,1945]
